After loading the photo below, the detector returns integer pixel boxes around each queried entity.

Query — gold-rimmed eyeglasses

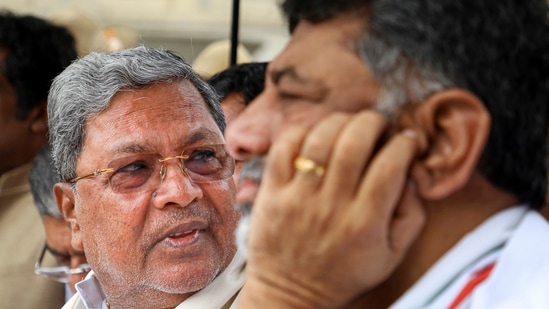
[34,243,91,283]
[70,143,234,194]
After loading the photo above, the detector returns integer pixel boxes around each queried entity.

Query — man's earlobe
[408,89,491,200]
[54,182,84,250]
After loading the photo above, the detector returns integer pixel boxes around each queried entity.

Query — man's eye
[115,161,152,174]
[110,159,154,190]
[188,149,216,161]
[185,149,223,175]
[279,92,303,101]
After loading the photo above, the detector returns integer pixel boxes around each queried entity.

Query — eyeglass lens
[106,144,234,194]
[35,244,90,283]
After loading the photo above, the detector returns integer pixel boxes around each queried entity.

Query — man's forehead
[107,127,223,154]
[93,83,210,123]
[79,90,222,158]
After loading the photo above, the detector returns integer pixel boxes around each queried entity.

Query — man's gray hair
[48,45,225,183]
[29,145,62,219]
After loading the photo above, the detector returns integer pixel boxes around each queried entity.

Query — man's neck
[347,173,519,308]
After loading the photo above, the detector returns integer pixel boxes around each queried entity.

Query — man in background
[208,61,267,254]
[208,62,268,124]
[30,145,89,302]
[0,10,77,309]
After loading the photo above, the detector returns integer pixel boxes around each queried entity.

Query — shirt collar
[390,205,529,309]
[75,271,108,309]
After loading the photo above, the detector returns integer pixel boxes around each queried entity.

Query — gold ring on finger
[294,156,325,177]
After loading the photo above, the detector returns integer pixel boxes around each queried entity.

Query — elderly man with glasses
[49,46,243,309]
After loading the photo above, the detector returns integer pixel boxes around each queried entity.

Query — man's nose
[152,158,204,209]
[225,91,278,161]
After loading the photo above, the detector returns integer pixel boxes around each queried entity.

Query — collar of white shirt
[390,205,529,309]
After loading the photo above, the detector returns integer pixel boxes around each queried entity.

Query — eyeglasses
[34,244,91,283]
[70,144,235,194]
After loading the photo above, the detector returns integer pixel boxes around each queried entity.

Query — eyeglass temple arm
[70,168,115,183]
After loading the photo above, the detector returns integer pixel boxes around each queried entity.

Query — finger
[294,113,351,190]
[322,110,388,197]
[262,125,308,189]
[388,181,425,254]
[356,130,420,231]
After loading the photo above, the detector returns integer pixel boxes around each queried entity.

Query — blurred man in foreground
[228,0,549,308]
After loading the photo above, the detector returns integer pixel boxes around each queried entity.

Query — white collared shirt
[391,205,539,309]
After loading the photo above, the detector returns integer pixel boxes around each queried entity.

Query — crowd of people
[1,0,549,308]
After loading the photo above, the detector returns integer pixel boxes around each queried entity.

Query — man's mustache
[236,156,264,215]
[238,156,264,184]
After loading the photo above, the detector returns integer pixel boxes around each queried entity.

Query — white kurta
[391,206,549,309]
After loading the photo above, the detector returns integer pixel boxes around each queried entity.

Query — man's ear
[28,100,48,134]
[54,182,84,250]
[405,89,490,200]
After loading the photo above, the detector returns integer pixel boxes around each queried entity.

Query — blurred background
[0,0,289,74]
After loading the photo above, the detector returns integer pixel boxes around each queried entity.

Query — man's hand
[238,111,426,308]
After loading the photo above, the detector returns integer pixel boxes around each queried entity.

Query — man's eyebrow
[107,128,222,155]
[116,144,151,154]
[269,66,328,101]
[183,128,223,146]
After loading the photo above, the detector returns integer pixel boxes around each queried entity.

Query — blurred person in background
[208,61,267,254]
[208,62,268,125]
[51,8,139,57]
[0,10,77,309]
[30,145,90,302]
[192,39,253,80]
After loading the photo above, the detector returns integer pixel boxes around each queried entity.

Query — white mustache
[236,214,251,258]
[234,156,264,259]
[237,157,264,184]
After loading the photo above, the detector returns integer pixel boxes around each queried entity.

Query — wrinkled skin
[226,13,426,308]
[55,81,240,309]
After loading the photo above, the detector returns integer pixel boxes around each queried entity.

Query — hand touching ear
[406,89,490,200]
[238,110,426,309]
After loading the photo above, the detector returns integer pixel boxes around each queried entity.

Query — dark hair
[283,0,369,33]
[208,62,268,105]
[0,10,77,120]
[282,0,549,209]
